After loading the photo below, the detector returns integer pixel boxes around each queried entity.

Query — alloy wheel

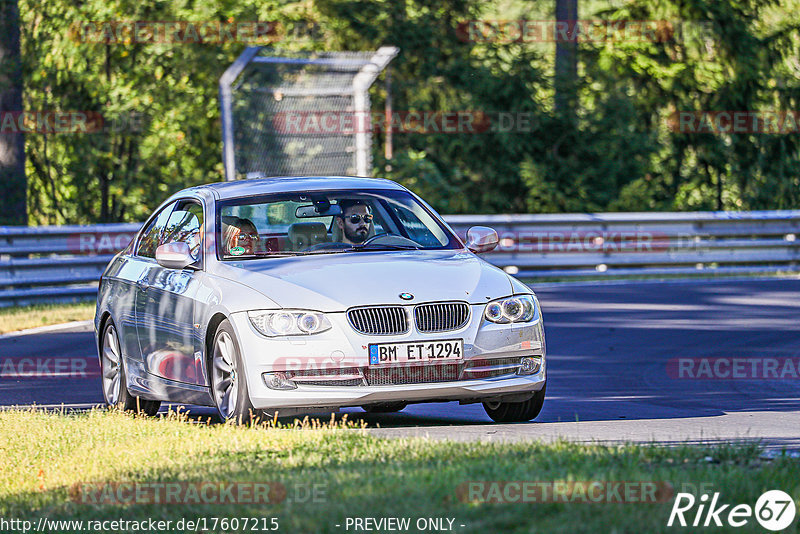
[101,325,122,405]
[212,330,239,420]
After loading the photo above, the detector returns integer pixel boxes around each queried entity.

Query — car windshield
[216,188,461,259]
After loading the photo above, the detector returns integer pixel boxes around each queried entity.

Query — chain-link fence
[219,47,398,180]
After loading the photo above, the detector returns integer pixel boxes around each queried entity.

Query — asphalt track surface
[2,279,799,451]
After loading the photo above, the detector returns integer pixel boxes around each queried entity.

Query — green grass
[1,409,798,533]
[0,301,95,335]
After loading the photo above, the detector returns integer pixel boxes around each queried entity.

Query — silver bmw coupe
[95,176,546,423]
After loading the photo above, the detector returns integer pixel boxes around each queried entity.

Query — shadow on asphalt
[533,278,800,423]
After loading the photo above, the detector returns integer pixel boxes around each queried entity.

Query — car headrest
[287,222,329,250]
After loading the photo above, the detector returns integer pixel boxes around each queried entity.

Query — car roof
[184,176,406,201]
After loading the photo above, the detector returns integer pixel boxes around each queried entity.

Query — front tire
[210,319,259,424]
[100,320,160,416]
[483,382,546,423]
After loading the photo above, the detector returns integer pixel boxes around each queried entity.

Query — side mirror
[466,226,498,254]
[155,242,196,270]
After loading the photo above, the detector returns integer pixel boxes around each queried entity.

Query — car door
[127,201,178,368]
[136,199,206,385]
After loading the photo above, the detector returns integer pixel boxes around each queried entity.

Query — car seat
[287,222,330,250]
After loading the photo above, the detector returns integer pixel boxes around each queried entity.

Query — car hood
[214,250,514,312]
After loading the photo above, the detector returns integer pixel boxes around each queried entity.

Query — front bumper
[228,303,546,411]
[252,375,545,411]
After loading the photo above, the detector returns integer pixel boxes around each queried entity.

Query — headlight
[484,295,537,324]
[485,301,504,322]
[248,310,332,337]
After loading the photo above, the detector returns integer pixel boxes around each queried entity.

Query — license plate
[368,339,463,366]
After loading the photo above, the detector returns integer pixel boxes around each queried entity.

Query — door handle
[136,275,150,291]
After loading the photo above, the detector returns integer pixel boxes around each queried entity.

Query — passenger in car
[222,216,259,256]
[221,216,238,254]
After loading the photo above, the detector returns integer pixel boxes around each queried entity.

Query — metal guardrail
[0,223,140,307]
[445,211,800,279]
[1,211,799,307]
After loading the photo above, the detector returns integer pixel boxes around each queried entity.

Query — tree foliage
[16,0,800,223]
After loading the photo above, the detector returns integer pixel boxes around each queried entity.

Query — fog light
[518,357,541,375]
[262,372,297,390]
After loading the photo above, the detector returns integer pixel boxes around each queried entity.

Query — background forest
[9,0,800,225]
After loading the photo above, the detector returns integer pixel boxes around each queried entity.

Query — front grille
[293,378,363,386]
[364,364,463,386]
[285,367,364,386]
[347,306,408,335]
[286,357,523,387]
[414,302,470,333]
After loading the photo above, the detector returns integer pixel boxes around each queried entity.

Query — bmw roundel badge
[399,292,414,301]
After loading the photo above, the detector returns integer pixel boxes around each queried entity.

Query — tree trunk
[554,0,578,116]
[0,0,27,225]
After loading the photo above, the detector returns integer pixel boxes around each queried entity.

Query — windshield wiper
[348,243,420,252]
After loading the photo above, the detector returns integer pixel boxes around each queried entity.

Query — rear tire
[100,320,160,416]
[362,402,407,413]
[483,382,546,423]
[210,319,260,424]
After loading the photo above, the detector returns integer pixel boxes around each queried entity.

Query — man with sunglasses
[335,199,374,245]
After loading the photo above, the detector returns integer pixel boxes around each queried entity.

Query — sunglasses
[235,233,259,242]
[347,214,373,224]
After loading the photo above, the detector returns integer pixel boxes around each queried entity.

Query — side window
[137,202,177,259]
[366,202,388,234]
[161,200,203,260]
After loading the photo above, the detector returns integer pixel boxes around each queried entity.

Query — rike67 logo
[668,490,796,531]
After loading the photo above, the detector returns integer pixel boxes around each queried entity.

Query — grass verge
[0,301,95,335]
[1,409,798,533]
